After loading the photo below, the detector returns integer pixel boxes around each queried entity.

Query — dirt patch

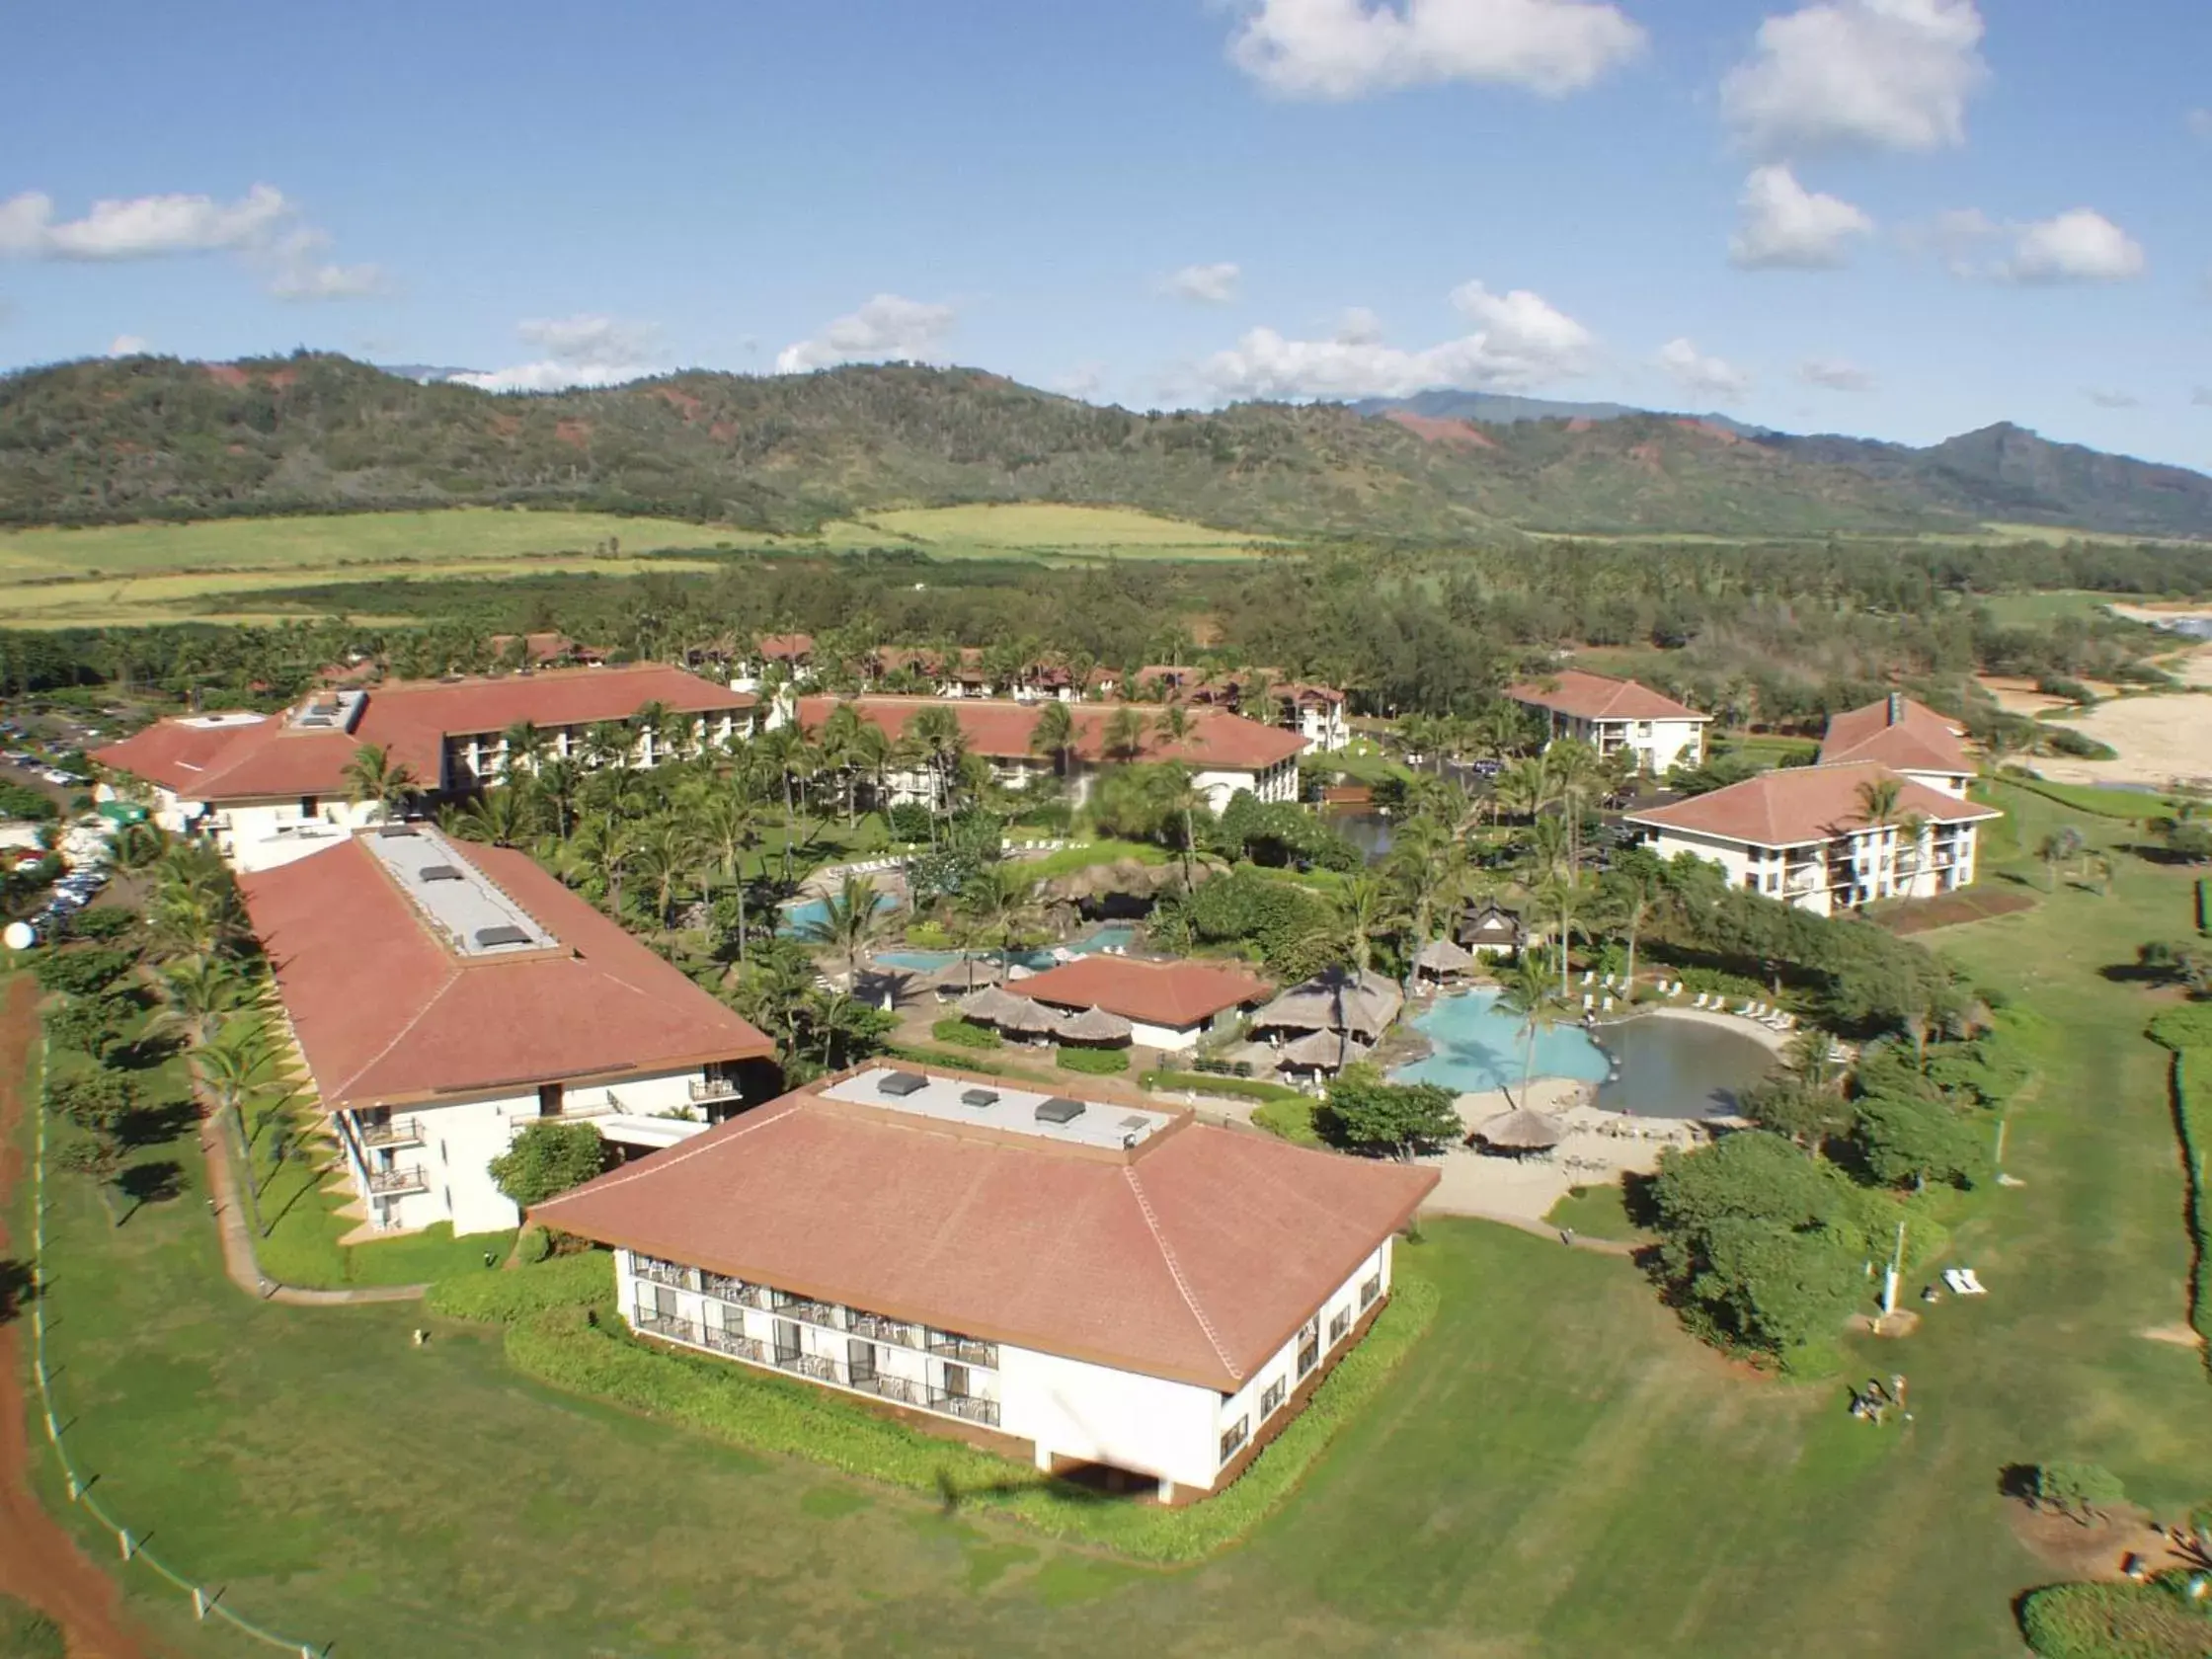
[652,387,705,423]
[487,414,522,438]
[0,978,154,1659]
[1672,418,1752,447]
[1977,675,2076,717]
[1566,417,1595,434]
[553,419,592,449]
[1875,889,2039,934]
[1628,441,1663,472]
[1382,411,1498,450]
[2010,1502,2201,1583]
[2141,1323,2206,1348]
[2028,692,2212,791]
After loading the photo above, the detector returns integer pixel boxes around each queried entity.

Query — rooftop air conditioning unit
[876,1071,927,1098]
[1035,1097,1085,1126]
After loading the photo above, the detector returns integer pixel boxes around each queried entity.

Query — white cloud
[1656,338,1752,401]
[2000,209,2146,284]
[1226,0,1644,101]
[1722,0,1987,157]
[1799,356,1874,391]
[2085,389,2139,410]
[0,183,387,301]
[1055,362,1107,399]
[1728,165,1875,269]
[1335,306,1385,345]
[0,184,290,259]
[452,315,663,393]
[1916,206,2147,284]
[107,335,149,357]
[264,228,388,300]
[774,293,957,374]
[1163,262,1241,304]
[1196,278,1594,399]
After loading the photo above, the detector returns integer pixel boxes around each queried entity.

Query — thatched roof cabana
[1473,1106,1566,1151]
[1413,937,1476,978]
[1273,1028,1369,1074]
[993,995,1064,1036]
[1054,1006,1135,1045]
[956,985,1025,1024]
[1252,967,1403,1040]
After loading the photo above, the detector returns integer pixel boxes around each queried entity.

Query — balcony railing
[701,1272,768,1308]
[849,1373,922,1407]
[633,1257,694,1291]
[357,1116,427,1149]
[849,1311,922,1347]
[635,1311,704,1346]
[926,1332,998,1368]
[688,1076,741,1104]
[927,1389,1001,1428]
[775,1351,838,1382]
[775,1296,845,1330]
[365,1165,429,1196]
[701,1326,765,1364]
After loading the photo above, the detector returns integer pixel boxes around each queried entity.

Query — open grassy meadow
[807,503,1282,561]
[11,785,2212,1658]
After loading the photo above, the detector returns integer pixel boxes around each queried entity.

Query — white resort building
[535,1063,1435,1500]
[789,695,1306,814]
[1624,759,2000,917]
[238,825,775,1236]
[1505,670,1711,775]
[1816,692,1976,797]
[93,665,758,872]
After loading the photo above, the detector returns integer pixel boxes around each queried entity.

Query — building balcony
[849,1372,924,1407]
[775,1351,839,1382]
[633,1256,694,1291]
[700,1271,767,1308]
[687,1075,742,1105]
[849,1310,922,1347]
[700,1326,765,1364]
[926,1331,998,1368]
[926,1389,1001,1428]
[774,1295,845,1329]
[356,1116,428,1149]
[365,1164,429,1197]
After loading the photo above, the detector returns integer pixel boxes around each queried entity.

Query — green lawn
[14,785,2212,1656]
[1543,1180,1646,1241]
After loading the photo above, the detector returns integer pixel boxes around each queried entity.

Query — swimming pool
[873,922,1139,973]
[1390,990,1776,1119]
[780,892,898,936]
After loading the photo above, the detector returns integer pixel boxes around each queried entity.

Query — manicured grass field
[14,784,2212,1657]
[810,503,1280,560]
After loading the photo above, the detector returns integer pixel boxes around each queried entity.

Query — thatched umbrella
[1054,1005,1134,1045]
[993,995,1064,1038]
[957,985,1024,1024]
[1474,1106,1566,1151]
[1252,989,1337,1033]
[1414,937,1476,977]
[1275,1028,1353,1072]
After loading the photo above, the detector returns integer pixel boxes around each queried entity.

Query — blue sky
[4,0,2208,466]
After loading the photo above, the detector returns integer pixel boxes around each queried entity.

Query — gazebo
[1456,903,1527,956]
[1274,1028,1371,1081]
[1472,1106,1566,1156]
[1412,937,1476,984]
[1054,1005,1135,1047]
[956,985,1025,1025]
[993,995,1065,1044]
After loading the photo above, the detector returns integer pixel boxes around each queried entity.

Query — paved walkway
[198,1120,427,1306]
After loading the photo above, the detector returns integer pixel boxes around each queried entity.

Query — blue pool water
[1392,990,1776,1120]
[873,922,1139,973]
[780,892,898,936]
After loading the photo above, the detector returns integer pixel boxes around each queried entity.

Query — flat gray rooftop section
[359,826,557,958]
[824,1066,1176,1151]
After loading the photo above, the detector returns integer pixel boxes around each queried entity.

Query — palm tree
[1493,954,1564,1112]
[1598,850,1666,990]
[582,720,631,771]
[798,873,889,985]
[1535,874,1590,1000]
[445,787,537,848]
[1152,703,1197,750]
[154,956,262,1052]
[633,821,700,931]
[1146,763,1212,891]
[108,819,172,873]
[1493,754,1555,825]
[196,1024,277,1234]
[1029,700,1076,779]
[848,723,895,819]
[1334,871,1396,976]
[1102,705,1148,763]
[574,813,639,915]
[961,864,1043,977]
[696,794,764,961]
[342,743,419,822]
[753,724,812,878]
[817,701,866,825]
[531,755,585,840]
[2038,826,2085,892]
[499,720,548,783]
[904,705,966,823]
[630,699,679,766]
[1386,818,1461,991]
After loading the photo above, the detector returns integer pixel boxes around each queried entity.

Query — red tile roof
[1625,761,1998,848]
[795,695,1306,771]
[95,665,754,802]
[534,1068,1435,1389]
[1817,695,1973,776]
[239,836,772,1108]
[756,634,815,661]
[1506,670,1709,724]
[1013,957,1272,1029]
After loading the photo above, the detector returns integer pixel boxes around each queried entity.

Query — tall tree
[342,743,419,822]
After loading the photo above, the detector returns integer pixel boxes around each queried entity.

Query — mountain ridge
[1,352,2204,543]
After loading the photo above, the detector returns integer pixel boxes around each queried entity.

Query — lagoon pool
[1391,990,1775,1120]
[874,922,1139,973]
[780,892,898,937]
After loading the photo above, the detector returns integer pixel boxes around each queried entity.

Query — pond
[1389,990,1777,1120]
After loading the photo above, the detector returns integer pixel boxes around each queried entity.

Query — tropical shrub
[488,1121,609,1209]
[1318,1064,1462,1159]
[930,1017,1001,1050]
[1055,1045,1129,1075]
[2018,1580,2212,1659]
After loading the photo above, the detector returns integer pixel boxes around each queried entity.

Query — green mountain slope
[3,352,2198,542]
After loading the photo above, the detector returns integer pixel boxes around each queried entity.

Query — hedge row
[929,1017,1001,1050]
[425,1249,616,1322]
[455,1257,1441,1562]
[2174,1056,2212,1360]
[1140,1069,1307,1105]
[2019,1580,2212,1658]
[1055,1046,1130,1075]
[1251,1097,1325,1146]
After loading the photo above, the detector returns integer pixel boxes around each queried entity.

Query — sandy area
[2025,692,2212,791]
[1977,675,2078,717]
[1421,1077,1711,1224]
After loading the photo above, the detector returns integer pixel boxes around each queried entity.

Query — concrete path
[198,1121,427,1306]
